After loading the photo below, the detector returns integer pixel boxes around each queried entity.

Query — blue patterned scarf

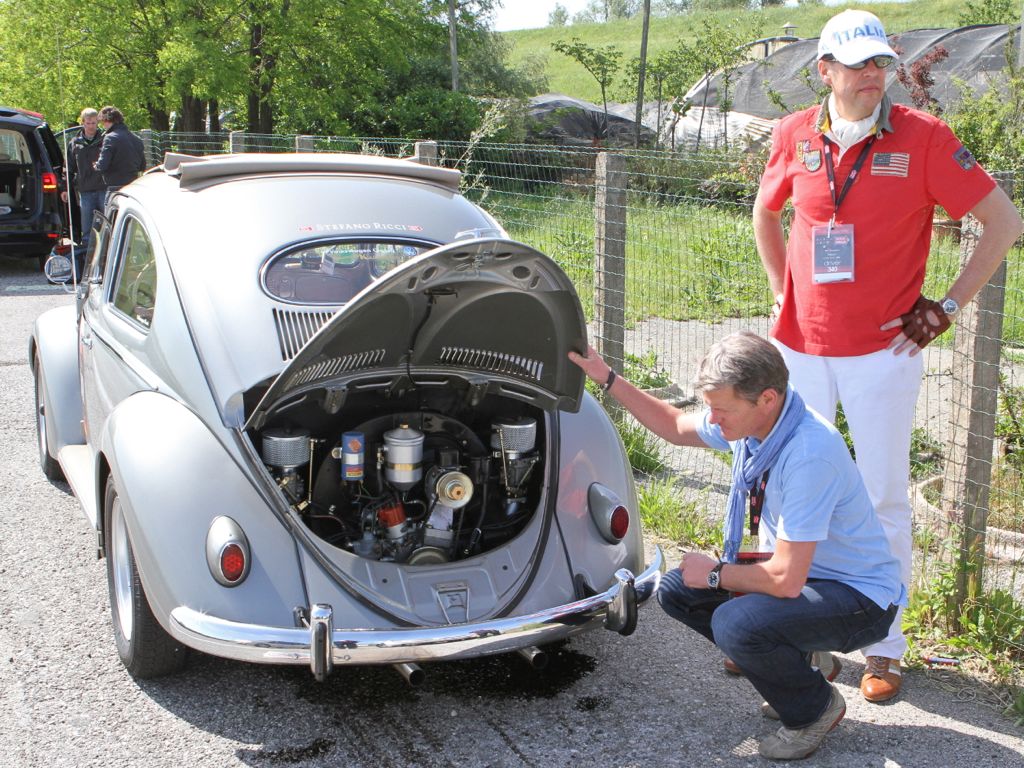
[722,386,806,563]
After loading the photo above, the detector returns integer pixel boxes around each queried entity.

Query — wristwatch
[707,562,725,591]
[940,296,960,318]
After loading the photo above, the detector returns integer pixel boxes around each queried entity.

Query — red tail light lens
[42,172,58,192]
[220,543,246,583]
[609,505,630,540]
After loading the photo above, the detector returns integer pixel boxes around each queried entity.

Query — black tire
[103,477,188,678]
[33,356,64,482]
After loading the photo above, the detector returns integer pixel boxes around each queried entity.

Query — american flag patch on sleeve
[871,152,910,177]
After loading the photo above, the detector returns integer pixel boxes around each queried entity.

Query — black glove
[898,295,951,350]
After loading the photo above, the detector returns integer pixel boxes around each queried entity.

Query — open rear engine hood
[246,238,587,431]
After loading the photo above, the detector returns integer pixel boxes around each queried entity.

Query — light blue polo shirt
[697,401,907,610]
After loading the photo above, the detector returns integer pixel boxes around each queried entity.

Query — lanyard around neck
[822,135,874,227]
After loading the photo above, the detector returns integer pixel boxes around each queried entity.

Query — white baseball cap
[817,10,897,65]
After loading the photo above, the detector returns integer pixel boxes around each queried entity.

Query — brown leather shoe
[723,656,743,675]
[861,656,902,702]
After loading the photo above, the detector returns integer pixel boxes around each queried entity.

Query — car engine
[258,406,545,565]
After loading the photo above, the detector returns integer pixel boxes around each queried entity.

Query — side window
[85,211,112,284]
[111,217,158,328]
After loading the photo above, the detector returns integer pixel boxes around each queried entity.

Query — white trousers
[774,341,924,661]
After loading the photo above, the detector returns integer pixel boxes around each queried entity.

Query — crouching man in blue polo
[570,331,905,760]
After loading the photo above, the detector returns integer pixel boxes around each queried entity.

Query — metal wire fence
[138,130,1024,679]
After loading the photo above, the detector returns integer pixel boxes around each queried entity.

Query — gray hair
[693,331,789,404]
[79,108,98,122]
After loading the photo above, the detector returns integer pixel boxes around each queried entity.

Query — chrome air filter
[262,428,311,470]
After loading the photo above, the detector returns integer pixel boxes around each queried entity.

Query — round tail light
[220,543,246,583]
[609,505,630,540]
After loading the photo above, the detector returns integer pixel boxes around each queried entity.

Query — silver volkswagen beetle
[30,152,664,682]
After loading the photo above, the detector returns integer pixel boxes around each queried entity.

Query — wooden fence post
[413,141,438,166]
[940,172,1013,616]
[594,152,627,407]
[229,131,246,153]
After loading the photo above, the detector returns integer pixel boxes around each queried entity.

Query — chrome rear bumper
[170,546,664,679]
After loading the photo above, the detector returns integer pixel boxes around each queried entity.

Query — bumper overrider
[170,547,664,679]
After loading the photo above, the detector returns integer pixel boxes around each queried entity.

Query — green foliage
[552,37,622,133]
[624,350,673,389]
[384,88,482,141]
[637,476,722,549]
[996,379,1024,473]
[549,3,570,27]
[958,0,1018,25]
[905,556,1024,677]
[0,0,528,138]
[938,36,1024,198]
[617,417,669,474]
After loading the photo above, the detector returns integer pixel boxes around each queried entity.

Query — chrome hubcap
[111,498,134,641]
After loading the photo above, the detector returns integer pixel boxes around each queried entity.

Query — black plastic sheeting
[692,24,1021,119]
[526,93,658,147]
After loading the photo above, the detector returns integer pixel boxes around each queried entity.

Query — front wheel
[33,356,64,482]
[104,477,188,678]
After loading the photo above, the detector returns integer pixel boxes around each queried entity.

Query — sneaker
[861,656,902,702]
[761,653,842,720]
[723,656,743,675]
[758,686,846,760]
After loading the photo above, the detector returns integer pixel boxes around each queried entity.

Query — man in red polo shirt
[753,9,1023,704]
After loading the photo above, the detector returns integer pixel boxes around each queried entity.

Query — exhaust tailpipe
[393,662,425,687]
[516,645,549,670]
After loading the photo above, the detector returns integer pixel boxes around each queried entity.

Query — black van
[0,106,66,265]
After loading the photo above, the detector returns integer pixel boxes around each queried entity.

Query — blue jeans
[658,568,896,728]
[77,190,105,251]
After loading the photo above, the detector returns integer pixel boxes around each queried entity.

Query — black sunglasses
[822,54,895,70]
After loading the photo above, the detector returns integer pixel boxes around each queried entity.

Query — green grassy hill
[503,0,963,103]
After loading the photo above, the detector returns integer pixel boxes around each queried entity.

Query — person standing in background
[61,108,105,266]
[93,105,146,200]
[752,9,1023,703]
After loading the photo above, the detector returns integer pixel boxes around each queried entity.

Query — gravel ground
[2,255,1023,767]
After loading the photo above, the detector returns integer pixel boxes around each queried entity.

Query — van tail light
[588,483,631,544]
[42,172,58,193]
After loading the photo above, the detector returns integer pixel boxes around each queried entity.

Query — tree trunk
[180,94,205,134]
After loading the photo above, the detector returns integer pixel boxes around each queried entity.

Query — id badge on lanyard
[810,136,874,286]
[812,221,854,283]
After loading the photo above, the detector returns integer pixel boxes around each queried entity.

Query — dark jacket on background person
[66,128,106,194]
[93,123,146,189]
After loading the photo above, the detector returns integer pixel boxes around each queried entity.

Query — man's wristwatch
[940,296,960,318]
[707,561,725,591]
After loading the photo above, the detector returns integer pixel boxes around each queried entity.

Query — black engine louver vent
[438,346,544,382]
[287,349,388,388]
[272,308,336,360]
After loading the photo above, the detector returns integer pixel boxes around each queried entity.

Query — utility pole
[448,0,460,92]
[634,0,651,148]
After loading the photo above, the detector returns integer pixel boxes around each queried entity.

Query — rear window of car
[262,240,432,304]
[0,129,31,164]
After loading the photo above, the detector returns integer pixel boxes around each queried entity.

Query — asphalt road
[2,253,1023,767]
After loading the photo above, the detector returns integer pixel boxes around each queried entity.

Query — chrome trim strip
[169,547,664,672]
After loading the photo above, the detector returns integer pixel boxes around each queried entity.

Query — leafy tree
[958,0,1017,26]
[552,37,622,140]
[0,0,527,139]
[549,3,569,26]
[670,18,758,149]
[945,37,1024,202]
